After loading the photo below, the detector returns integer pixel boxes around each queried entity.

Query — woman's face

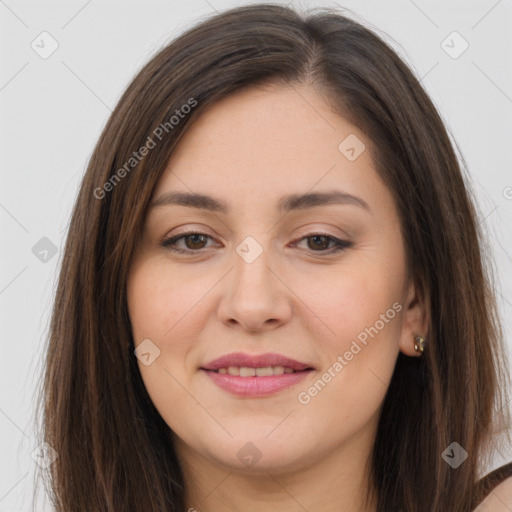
[127,83,426,474]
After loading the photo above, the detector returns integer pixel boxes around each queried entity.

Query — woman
[36,3,512,511]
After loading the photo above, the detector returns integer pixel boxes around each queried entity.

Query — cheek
[290,256,403,413]
[127,258,211,342]
[293,278,401,439]
[126,262,185,392]
[126,259,214,413]
[293,259,403,348]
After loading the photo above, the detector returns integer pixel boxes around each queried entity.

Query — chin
[199,428,318,474]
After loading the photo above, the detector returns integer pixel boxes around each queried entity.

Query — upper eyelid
[164,229,345,242]
[165,223,348,241]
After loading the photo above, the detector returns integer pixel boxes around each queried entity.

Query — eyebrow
[150,190,371,214]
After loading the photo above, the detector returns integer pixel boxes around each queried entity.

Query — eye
[292,233,352,254]
[161,232,215,253]
[161,231,351,255]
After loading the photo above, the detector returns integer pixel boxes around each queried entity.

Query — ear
[398,278,429,357]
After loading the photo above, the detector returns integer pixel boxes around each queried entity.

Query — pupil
[309,235,328,250]
[187,234,206,249]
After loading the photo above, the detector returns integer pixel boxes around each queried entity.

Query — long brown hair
[35,3,511,511]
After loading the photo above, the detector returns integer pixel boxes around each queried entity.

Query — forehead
[153,84,389,215]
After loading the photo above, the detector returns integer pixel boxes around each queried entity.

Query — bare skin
[126,83,429,512]
[475,477,512,511]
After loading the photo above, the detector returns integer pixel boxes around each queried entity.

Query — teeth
[256,367,273,377]
[216,366,298,376]
[240,367,256,377]
[273,365,284,375]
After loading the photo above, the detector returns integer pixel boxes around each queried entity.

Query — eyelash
[161,231,352,255]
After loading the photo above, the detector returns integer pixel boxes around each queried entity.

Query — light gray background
[1,0,511,510]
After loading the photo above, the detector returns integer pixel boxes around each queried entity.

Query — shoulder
[473,473,512,511]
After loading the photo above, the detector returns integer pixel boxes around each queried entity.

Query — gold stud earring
[414,335,426,354]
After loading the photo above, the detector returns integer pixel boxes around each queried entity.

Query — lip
[201,352,313,371]
[200,352,315,397]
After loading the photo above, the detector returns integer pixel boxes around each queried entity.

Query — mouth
[200,352,315,397]
[206,365,304,376]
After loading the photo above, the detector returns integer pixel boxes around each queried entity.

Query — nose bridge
[217,234,291,331]
[231,234,275,299]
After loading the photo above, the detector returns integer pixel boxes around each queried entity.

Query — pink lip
[200,352,314,397]
[201,352,312,371]
[203,369,313,397]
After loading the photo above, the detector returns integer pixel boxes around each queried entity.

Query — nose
[217,243,293,333]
